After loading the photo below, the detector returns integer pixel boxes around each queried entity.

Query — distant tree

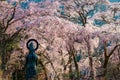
[93,28,120,80]
[58,0,100,27]
[58,0,120,27]
[75,27,96,80]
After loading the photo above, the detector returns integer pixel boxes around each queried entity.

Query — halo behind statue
[26,39,39,51]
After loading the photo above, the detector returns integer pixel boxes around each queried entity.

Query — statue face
[29,42,35,51]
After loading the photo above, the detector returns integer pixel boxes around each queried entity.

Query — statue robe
[25,42,38,80]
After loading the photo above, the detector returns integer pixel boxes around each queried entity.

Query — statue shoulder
[35,53,38,58]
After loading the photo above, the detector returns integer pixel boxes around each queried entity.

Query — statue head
[28,42,35,52]
[27,39,39,52]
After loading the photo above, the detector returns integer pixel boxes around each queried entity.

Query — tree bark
[88,51,94,80]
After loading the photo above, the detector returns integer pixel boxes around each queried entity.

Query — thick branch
[74,0,81,7]
[76,10,87,27]
[5,28,22,43]
[103,42,108,57]
[9,11,38,25]
[4,6,16,32]
[108,44,120,57]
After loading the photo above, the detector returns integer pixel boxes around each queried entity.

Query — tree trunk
[88,49,94,80]
[72,52,80,80]
[88,56,94,80]
[103,56,109,75]
[1,48,6,70]
[101,56,109,80]
[68,55,73,80]
[1,45,11,70]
